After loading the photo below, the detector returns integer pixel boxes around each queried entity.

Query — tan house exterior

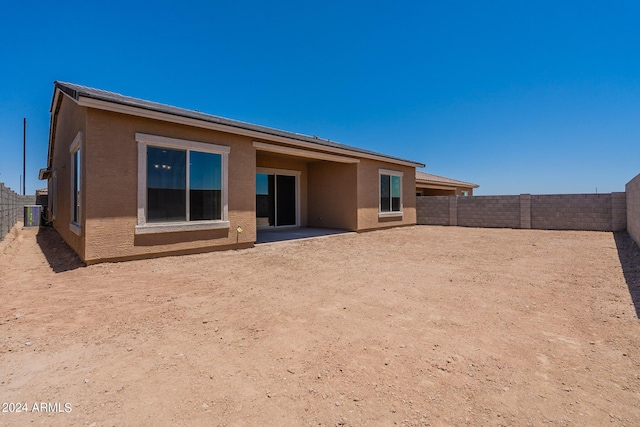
[40,82,425,264]
[415,171,478,196]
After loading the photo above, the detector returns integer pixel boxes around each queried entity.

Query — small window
[135,133,230,234]
[379,169,403,217]
[461,191,469,197]
[69,132,82,235]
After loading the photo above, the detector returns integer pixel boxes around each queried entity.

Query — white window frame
[378,168,403,218]
[134,133,230,234]
[256,167,301,229]
[69,132,82,236]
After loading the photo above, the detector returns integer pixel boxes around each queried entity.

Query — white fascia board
[253,141,359,163]
[76,96,423,168]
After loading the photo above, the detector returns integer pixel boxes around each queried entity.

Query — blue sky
[1,0,639,195]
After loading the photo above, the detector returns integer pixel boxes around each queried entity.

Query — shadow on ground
[614,231,640,318]
[256,227,350,244]
[36,226,84,273]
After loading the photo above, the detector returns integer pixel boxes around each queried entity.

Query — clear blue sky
[1,0,639,195]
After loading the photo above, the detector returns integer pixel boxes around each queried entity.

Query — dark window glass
[380,174,390,212]
[190,151,222,220]
[147,147,186,222]
[391,175,401,212]
[276,175,296,226]
[73,149,80,223]
[256,173,275,227]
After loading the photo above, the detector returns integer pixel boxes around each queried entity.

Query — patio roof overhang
[253,141,360,164]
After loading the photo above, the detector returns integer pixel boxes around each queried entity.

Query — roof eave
[416,179,479,189]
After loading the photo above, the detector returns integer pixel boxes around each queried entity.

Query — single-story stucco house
[39,82,427,264]
[415,171,479,196]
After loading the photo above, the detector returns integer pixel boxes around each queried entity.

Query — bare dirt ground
[1,224,639,426]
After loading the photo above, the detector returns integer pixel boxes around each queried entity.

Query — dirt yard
[1,224,639,426]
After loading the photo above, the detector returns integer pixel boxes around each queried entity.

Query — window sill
[378,211,403,218]
[69,222,82,236]
[135,220,230,235]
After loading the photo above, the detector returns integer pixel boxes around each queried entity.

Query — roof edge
[415,171,479,188]
[54,81,425,169]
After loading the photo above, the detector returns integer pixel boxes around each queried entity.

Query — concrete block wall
[417,192,628,232]
[416,196,450,225]
[612,192,627,232]
[531,194,612,231]
[627,173,640,246]
[0,183,36,241]
[457,195,520,228]
[520,194,531,229]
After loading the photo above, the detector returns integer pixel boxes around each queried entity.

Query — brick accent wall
[627,173,640,246]
[417,192,628,232]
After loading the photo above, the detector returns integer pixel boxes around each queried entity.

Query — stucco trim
[378,211,404,218]
[134,133,230,233]
[69,131,82,234]
[134,220,231,235]
[378,168,404,218]
[135,133,231,154]
[69,131,82,153]
[69,222,82,236]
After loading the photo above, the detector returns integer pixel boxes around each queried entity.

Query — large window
[379,169,403,216]
[69,132,82,235]
[135,133,229,234]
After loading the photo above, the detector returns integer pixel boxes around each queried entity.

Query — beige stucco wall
[50,95,87,260]
[307,161,358,230]
[255,151,308,227]
[83,108,256,263]
[50,97,421,263]
[356,159,417,230]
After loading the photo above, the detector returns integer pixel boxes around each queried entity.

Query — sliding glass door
[256,171,298,228]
